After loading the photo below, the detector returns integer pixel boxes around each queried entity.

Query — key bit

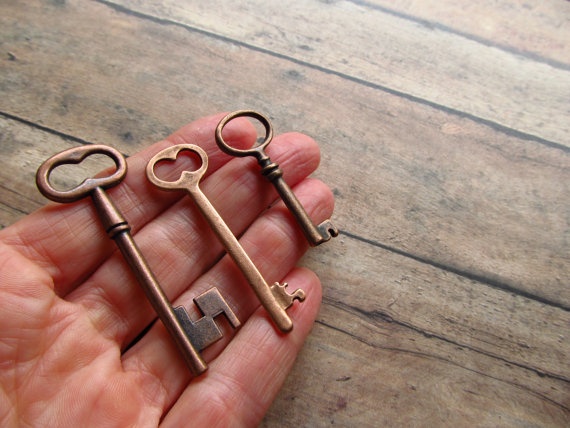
[270,282,306,311]
[36,144,239,376]
[174,287,241,351]
[215,110,339,246]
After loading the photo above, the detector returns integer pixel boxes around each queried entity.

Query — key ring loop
[36,144,127,203]
[146,144,208,190]
[215,110,273,160]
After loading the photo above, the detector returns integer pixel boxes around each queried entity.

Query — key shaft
[185,185,299,332]
[91,187,208,375]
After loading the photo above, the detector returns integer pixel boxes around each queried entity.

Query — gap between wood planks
[340,230,570,312]
[321,296,569,384]
[315,316,570,413]
[94,0,569,153]
[346,0,570,72]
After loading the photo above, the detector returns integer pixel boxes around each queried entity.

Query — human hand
[0,113,334,426]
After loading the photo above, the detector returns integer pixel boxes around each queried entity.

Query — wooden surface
[1,0,569,426]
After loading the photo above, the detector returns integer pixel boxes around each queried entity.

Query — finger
[69,134,323,348]
[164,268,322,427]
[0,113,256,296]
[119,178,333,413]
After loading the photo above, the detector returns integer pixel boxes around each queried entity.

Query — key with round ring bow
[216,110,338,246]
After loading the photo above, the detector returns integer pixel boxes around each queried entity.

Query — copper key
[36,144,240,376]
[215,110,338,246]
[146,144,305,333]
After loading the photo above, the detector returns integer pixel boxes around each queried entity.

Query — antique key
[36,145,240,376]
[146,144,305,333]
[215,110,338,246]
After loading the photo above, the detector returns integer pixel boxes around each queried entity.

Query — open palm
[0,113,333,427]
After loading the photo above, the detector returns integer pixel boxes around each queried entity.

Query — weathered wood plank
[366,0,570,67]
[263,238,570,426]
[320,237,569,390]
[0,116,116,228]
[268,323,569,426]
[108,0,570,146]
[0,116,69,228]
[267,323,569,426]
[315,84,570,308]
[1,0,568,306]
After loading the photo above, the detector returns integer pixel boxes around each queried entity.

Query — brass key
[146,144,305,333]
[215,110,338,246]
[36,145,240,376]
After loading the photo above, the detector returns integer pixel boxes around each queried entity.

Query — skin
[0,113,334,427]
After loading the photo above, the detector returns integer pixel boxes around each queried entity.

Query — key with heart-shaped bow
[146,144,305,333]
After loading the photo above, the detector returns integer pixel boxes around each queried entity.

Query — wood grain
[0,117,74,227]
[107,0,570,146]
[1,0,568,425]
[366,0,570,66]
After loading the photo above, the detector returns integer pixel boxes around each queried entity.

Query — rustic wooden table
[1,1,569,426]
